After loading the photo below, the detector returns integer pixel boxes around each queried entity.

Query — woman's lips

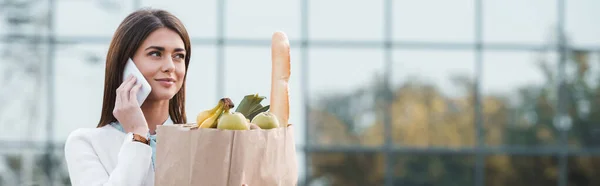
[155,78,175,87]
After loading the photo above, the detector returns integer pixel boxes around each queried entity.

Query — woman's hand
[113,75,149,136]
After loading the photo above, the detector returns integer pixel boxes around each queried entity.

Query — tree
[307,47,600,186]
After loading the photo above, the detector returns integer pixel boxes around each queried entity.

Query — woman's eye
[175,54,185,59]
[149,51,161,57]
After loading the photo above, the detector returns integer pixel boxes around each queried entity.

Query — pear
[251,112,280,129]
[217,111,249,130]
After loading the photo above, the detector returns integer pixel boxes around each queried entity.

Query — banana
[196,98,225,127]
[199,107,224,128]
[198,98,235,128]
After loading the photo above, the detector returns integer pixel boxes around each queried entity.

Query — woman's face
[131,27,186,101]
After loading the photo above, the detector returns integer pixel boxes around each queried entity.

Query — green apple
[251,112,280,129]
[217,112,249,130]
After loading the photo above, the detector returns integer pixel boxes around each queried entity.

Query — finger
[122,76,138,102]
[129,83,142,104]
[115,76,133,107]
[124,75,137,91]
[118,75,134,90]
[115,88,122,107]
[116,75,133,103]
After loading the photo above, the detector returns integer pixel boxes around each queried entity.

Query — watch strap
[132,133,149,145]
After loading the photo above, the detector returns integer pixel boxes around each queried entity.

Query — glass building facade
[1,0,600,185]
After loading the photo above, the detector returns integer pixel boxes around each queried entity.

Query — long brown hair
[97,8,191,127]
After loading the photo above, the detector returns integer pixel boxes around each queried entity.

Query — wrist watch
[127,132,149,145]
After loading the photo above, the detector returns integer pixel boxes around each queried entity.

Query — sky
[1,0,600,182]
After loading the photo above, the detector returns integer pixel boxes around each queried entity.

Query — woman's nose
[161,57,176,72]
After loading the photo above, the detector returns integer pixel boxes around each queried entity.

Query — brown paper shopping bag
[155,124,298,186]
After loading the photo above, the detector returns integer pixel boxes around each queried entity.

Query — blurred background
[1,0,600,186]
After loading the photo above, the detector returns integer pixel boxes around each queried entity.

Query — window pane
[0,154,22,185]
[482,51,559,147]
[0,41,49,142]
[308,48,384,147]
[394,155,474,186]
[0,153,71,186]
[0,152,71,185]
[223,46,304,137]
[185,46,217,122]
[483,0,556,44]
[310,0,383,41]
[224,47,271,108]
[56,0,135,37]
[143,0,217,38]
[226,0,300,40]
[486,155,558,186]
[566,0,600,46]
[308,152,385,186]
[564,51,600,148]
[394,0,474,42]
[392,50,475,147]
[568,156,600,186]
[0,0,50,36]
[54,44,108,142]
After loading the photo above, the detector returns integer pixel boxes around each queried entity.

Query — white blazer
[64,124,155,186]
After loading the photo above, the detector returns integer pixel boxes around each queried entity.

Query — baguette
[270,31,291,127]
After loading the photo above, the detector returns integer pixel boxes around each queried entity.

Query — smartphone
[123,58,152,106]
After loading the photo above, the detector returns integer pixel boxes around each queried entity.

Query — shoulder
[65,128,93,148]
[64,125,121,154]
[66,128,94,141]
[65,125,112,143]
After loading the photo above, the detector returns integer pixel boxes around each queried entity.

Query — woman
[64,8,249,186]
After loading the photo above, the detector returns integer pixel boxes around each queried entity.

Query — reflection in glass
[394,155,474,186]
[567,156,600,185]
[0,41,49,142]
[483,0,556,44]
[224,47,273,104]
[391,50,475,147]
[308,48,385,147]
[394,0,474,42]
[309,0,383,41]
[566,1,600,46]
[143,0,217,38]
[0,0,50,36]
[185,46,217,121]
[54,44,109,141]
[482,51,559,147]
[486,155,558,186]
[56,0,135,37]
[564,51,600,148]
[226,0,300,39]
[0,153,71,186]
[308,152,385,186]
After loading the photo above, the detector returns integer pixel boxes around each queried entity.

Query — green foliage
[308,49,600,185]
